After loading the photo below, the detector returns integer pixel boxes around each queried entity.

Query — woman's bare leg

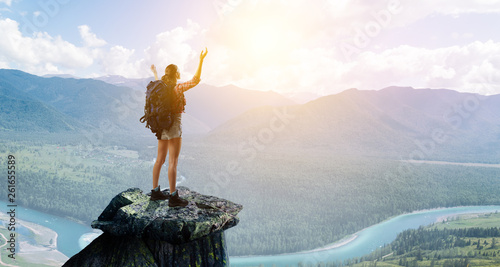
[152,139,169,189]
[167,137,182,193]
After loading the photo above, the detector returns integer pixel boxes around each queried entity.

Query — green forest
[1,139,500,257]
[290,213,500,267]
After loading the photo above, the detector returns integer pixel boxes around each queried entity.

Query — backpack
[139,80,184,139]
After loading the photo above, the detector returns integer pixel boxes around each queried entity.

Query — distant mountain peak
[379,86,415,92]
[43,74,80,79]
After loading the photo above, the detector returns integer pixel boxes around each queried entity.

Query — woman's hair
[161,64,178,85]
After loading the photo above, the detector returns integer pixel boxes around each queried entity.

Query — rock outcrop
[63,186,242,267]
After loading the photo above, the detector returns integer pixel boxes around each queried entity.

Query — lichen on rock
[64,186,242,267]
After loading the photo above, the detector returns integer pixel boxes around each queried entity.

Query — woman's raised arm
[150,64,159,81]
[194,48,208,80]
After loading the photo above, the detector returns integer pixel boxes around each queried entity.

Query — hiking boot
[150,187,169,201]
[168,191,188,207]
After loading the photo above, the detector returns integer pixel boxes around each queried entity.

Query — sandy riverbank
[305,235,358,253]
[0,211,68,266]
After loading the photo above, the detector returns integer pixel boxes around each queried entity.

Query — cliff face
[64,186,242,267]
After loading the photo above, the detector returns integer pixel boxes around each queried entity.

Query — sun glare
[227,14,300,66]
[249,25,279,55]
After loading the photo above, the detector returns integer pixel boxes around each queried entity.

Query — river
[0,201,95,258]
[230,206,500,266]
[1,201,499,267]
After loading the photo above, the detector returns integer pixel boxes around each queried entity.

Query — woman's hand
[195,48,207,79]
[200,48,208,61]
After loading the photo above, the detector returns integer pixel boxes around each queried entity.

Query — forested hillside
[0,69,151,145]
[2,141,499,256]
[0,91,85,132]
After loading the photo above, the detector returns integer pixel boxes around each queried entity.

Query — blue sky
[1,0,500,96]
[12,1,215,50]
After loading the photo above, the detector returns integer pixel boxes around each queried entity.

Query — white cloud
[0,0,12,6]
[0,18,144,77]
[0,18,93,74]
[332,41,500,95]
[429,65,456,80]
[78,25,107,47]
[143,19,202,77]
[0,60,8,68]
[92,20,205,78]
[100,45,143,77]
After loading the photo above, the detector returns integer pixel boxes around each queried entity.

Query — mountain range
[1,69,499,162]
[205,87,500,162]
[92,74,297,129]
[0,69,295,141]
[1,70,144,140]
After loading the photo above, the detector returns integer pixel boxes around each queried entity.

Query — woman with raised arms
[149,48,208,207]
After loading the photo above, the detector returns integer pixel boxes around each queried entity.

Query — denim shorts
[159,113,182,140]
